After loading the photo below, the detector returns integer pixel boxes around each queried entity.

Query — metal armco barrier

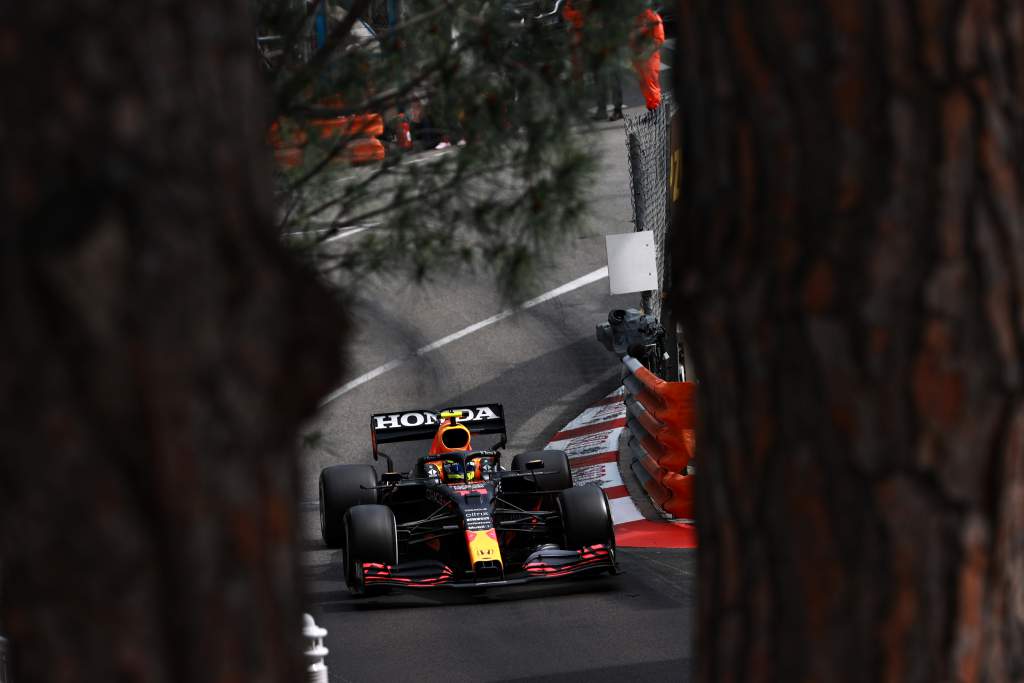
[622,355,695,520]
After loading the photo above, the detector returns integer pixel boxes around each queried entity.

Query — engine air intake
[440,426,470,449]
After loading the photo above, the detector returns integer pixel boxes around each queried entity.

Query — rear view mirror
[526,459,545,471]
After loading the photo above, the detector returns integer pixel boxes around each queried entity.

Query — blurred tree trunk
[0,2,345,682]
[673,2,1024,681]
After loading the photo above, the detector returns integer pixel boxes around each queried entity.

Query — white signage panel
[606,231,658,294]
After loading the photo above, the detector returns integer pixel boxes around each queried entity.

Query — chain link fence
[624,92,676,323]
[624,93,685,380]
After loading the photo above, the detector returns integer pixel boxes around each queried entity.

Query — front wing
[359,543,617,589]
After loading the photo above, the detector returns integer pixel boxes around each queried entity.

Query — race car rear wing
[370,403,507,459]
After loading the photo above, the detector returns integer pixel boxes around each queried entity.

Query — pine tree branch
[274,0,374,116]
[269,0,327,82]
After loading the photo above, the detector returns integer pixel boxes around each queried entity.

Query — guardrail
[621,354,695,520]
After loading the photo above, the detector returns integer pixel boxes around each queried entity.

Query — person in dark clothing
[410,113,443,150]
[403,98,437,150]
[566,0,625,121]
[595,59,624,120]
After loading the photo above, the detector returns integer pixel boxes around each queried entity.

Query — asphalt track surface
[298,122,640,492]
[304,547,694,683]
[299,56,693,681]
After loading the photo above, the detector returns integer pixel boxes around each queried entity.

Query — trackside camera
[595,308,664,357]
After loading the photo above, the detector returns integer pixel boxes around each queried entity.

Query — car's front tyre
[344,504,398,594]
[512,449,573,491]
[319,464,378,548]
[557,484,614,550]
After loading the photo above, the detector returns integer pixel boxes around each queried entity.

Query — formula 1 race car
[318,403,618,593]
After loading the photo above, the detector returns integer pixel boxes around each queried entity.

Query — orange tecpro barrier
[267,121,307,169]
[621,355,696,519]
[269,98,387,170]
[311,112,385,165]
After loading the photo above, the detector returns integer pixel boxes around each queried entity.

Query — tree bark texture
[0,2,345,682]
[673,1,1024,681]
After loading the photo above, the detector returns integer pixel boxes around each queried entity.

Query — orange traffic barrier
[312,113,385,141]
[354,113,384,137]
[627,415,690,473]
[268,120,308,170]
[311,118,344,140]
[268,121,309,150]
[622,354,697,520]
[662,472,694,519]
[274,147,303,169]
[271,93,386,168]
[634,449,671,506]
[347,137,385,164]
[314,112,385,165]
[621,356,696,430]
[630,446,693,518]
[627,396,692,457]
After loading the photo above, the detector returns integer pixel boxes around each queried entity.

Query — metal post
[659,104,682,381]
[660,301,680,381]
[627,132,645,235]
[302,614,329,683]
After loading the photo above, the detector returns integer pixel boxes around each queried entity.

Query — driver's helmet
[442,459,476,483]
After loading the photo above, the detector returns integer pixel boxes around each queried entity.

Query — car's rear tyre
[558,485,614,550]
[319,464,377,548]
[344,504,398,594]
[512,450,573,491]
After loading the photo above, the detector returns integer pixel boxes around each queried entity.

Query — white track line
[321,225,373,243]
[406,152,446,165]
[284,222,380,240]
[319,266,609,405]
[283,227,333,236]
[323,228,365,242]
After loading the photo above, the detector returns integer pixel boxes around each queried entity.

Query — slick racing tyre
[512,450,573,491]
[558,484,614,550]
[344,504,398,594]
[319,464,378,548]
